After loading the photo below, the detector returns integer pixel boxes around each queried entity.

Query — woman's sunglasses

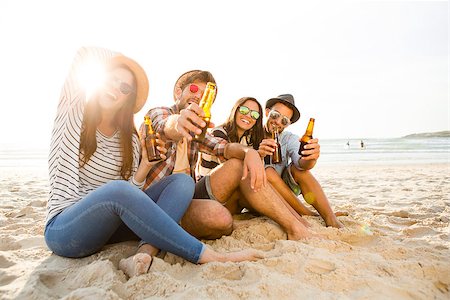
[268,110,291,126]
[106,75,135,95]
[238,106,260,120]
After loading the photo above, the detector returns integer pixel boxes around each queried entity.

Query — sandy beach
[0,162,449,299]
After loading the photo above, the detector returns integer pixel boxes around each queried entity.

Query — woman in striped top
[45,47,262,278]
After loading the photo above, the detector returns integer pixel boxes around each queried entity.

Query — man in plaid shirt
[140,70,313,240]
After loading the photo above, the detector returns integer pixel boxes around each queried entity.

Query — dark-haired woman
[197,97,264,179]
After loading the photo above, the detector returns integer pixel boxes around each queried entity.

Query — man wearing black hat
[258,94,344,228]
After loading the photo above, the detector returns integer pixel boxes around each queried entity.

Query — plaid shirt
[140,104,227,189]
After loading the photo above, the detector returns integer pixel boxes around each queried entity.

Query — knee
[203,203,233,234]
[105,180,135,195]
[212,206,233,233]
[171,174,195,193]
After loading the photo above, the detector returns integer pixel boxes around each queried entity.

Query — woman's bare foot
[119,253,152,278]
[198,247,264,264]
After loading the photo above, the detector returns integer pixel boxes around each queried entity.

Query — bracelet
[131,176,145,188]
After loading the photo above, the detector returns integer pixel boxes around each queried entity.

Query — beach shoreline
[1,162,449,299]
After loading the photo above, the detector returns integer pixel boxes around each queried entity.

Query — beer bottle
[144,116,161,162]
[271,126,283,164]
[193,82,217,141]
[298,118,315,156]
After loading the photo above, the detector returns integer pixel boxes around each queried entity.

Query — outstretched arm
[164,103,214,142]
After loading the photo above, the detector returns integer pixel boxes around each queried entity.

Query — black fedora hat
[265,94,301,123]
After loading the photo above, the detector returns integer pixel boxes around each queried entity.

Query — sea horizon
[1,135,448,169]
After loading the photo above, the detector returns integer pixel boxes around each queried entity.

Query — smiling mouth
[188,98,199,105]
[105,92,117,101]
[240,118,251,125]
[269,122,279,131]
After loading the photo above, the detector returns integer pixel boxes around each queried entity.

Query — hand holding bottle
[257,138,277,158]
[271,126,283,164]
[193,82,216,141]
[298,138,320,160]
[141,133,167,163]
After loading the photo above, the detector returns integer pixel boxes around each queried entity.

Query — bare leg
[266,167,317,216]
[269,184,312,228]
[181,200,233,239]
[180,159,246,239]
[209,158,246,202]
[239,176,313,240]
[291,166,343,228]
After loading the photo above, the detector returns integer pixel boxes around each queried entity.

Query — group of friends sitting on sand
[45,47,345,278]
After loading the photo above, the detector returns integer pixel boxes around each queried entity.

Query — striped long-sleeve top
[47,47,142,225]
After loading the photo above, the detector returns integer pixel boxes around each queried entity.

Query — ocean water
[319,137,450,165]
[0,137,449,169]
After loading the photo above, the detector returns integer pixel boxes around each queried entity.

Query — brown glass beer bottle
[298,118,315,156]
[271,126,283,164]
[193,82,217,141]
[144,116,161,162]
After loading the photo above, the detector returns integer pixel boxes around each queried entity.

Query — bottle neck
[199,85,216,118]
[305,121,314,137]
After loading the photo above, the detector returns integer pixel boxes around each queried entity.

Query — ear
[174,86,183,100]
[265,108,270,117]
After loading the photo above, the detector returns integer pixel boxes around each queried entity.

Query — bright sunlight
[75,59,107,100]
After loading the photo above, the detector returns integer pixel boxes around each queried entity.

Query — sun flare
[76,60,107,100]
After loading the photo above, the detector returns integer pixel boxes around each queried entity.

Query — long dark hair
[223,97,264,149]
[79,64,137,180]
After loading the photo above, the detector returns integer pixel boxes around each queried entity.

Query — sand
[0,163,449,299]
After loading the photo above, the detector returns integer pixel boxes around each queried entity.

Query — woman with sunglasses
[197,97,264,180]
[45,47,262,279]
[197,97,316,228]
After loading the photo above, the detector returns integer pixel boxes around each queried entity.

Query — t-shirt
[172,138,191,175]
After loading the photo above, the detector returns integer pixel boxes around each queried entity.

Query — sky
[0,0,448,148]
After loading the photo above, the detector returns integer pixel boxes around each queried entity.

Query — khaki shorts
[281,164,301,196]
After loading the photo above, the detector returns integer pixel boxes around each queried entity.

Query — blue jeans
[45,174,205,263]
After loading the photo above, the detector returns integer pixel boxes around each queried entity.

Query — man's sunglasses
[106,75,135,95]
[238,106,260,120]
[189,84,199,93]
[268,110,291,126]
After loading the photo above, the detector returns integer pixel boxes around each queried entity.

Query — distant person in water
[360,140,365,149]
